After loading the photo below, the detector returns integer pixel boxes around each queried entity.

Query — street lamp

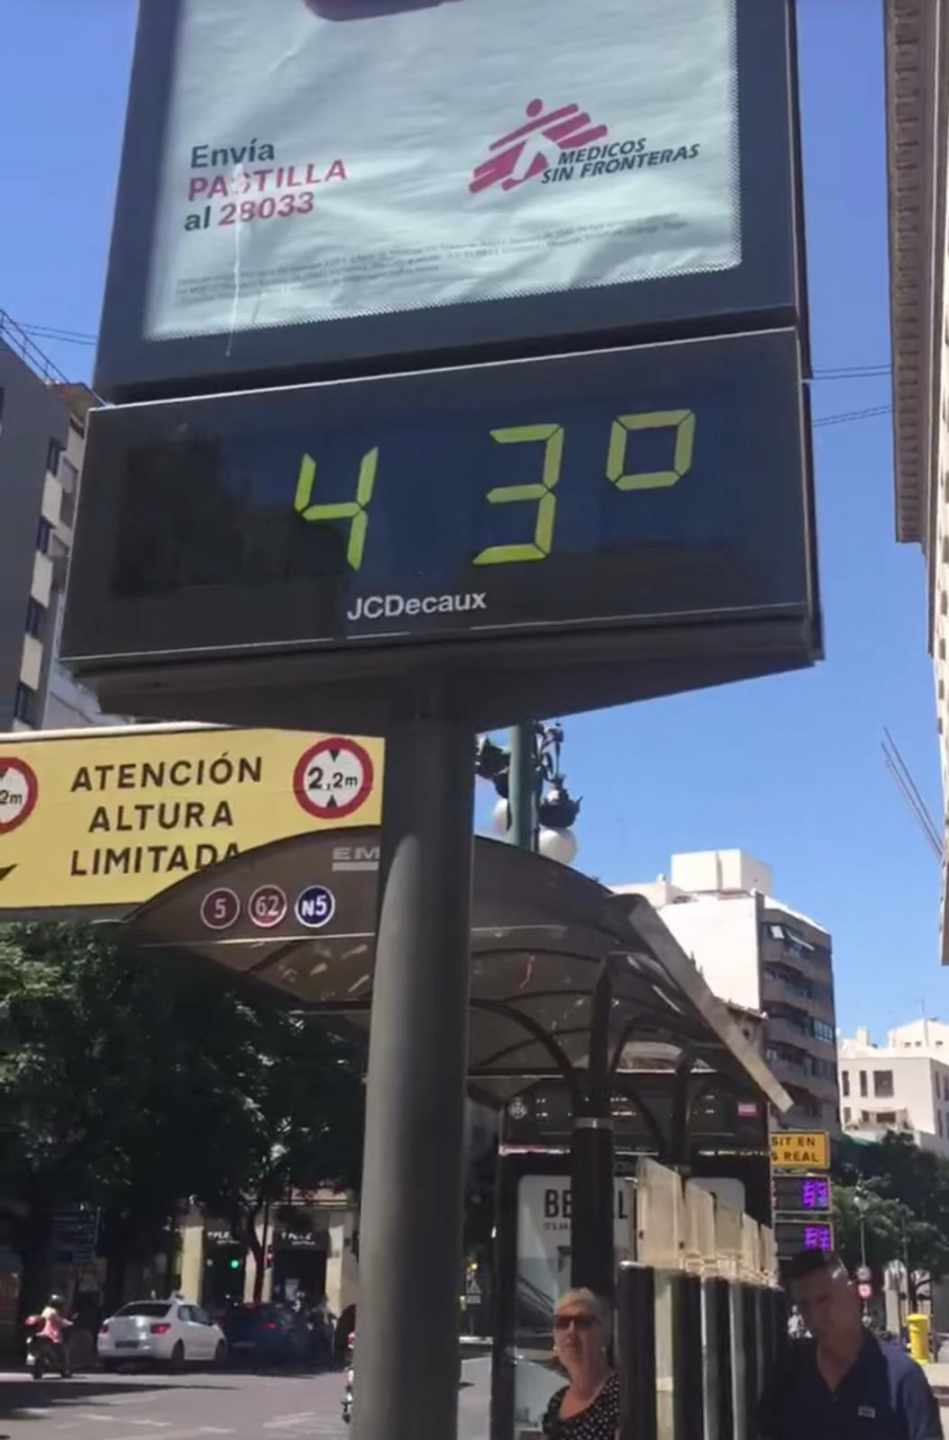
[853,1182,869,1272]
[476,722,581,861]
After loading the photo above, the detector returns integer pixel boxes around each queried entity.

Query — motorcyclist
[26,1293,74,1378]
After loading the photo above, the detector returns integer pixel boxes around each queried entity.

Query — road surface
[0,1358,491,1439]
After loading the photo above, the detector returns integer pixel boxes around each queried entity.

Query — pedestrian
[27,1293,74,1378]
[542,1288,619,1439]
[758,1250,942,1440]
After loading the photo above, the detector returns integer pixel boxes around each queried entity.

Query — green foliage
[0,922,363,1300]
[832,1133,949,1289]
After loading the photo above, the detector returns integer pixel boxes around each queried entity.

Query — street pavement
[0,1358,491,1440]
[4,1356,949,1440]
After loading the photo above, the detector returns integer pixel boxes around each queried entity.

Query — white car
[98,1299,227,1371]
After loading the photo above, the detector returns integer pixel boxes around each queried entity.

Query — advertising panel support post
[353,709,474,1440]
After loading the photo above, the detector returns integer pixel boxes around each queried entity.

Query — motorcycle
[24,1319,71,1381]
[341,1331,355,1424]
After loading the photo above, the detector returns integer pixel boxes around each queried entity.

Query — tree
[833,1182,949,1300]
[833,1134,949,1302]
[0,922,363,1312]
[190,1008,363,1300]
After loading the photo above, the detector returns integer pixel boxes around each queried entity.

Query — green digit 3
[473,424,565,565]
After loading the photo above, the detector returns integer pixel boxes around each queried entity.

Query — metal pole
[729,1282,748,1440]
[571,969,615,1298]
[352,709,475,1440]
[741,1286,759,1440]
[617,1263,657,1440]
[570,1118,616,1298]
[703,1277,732,1440]
[507,723,537,850]
[670,1272,704,1440]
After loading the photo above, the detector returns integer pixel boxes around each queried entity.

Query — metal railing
[0,309,71,385]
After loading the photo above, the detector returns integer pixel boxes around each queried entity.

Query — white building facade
[884,0,949,954]
[0,311,109,731]
[615,850,839,1133]
[838,1019,949,1154]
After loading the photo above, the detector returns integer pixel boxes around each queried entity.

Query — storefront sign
[770,1131,830,1170]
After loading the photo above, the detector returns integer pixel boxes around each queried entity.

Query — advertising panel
[0,725,382,915]
[513,1174,632,1439]
[94,0,803,396]
[149,0,739,339]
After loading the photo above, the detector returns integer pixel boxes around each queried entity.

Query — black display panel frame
[62,330,819,734]
[65,329,813,653]
[94,0,808,402]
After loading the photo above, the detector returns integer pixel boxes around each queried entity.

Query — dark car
[221,1303,309,1364]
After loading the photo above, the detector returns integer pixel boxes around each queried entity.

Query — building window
[36,517,51,554]
[46,437,63,474]
[842,1071,850,1097]
[859,1070,867,1097]
[59,456,78,492]
[876,1112,896,1125]
[843,1107,851,1124]
[873,1070,894,1099]
[814,1019,834,1043]
[14,682,36,726]
[25,598,46,640]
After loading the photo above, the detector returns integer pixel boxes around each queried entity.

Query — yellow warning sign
[0,725,383,914]
[770,1131,830,1170]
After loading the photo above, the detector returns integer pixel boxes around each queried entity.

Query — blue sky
[1,0,942,1038]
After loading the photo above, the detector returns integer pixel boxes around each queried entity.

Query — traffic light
[227,1257,241,1271]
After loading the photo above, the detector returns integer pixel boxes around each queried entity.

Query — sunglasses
[554,1313,597,1331]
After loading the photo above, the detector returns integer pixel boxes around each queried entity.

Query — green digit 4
[294,446,379,570]
[473,424,564,565]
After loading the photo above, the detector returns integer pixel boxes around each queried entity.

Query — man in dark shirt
[758,1249,942,1440]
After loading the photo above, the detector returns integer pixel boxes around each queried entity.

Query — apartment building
[615,849,839,1132]
[838,1018,949,1154]
[0,312,100,730]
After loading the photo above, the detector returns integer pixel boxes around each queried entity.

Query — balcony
[767,1048,838,1101]
[761,928,833,982]
[766,1014,811,1049]
[760,966,835,1021]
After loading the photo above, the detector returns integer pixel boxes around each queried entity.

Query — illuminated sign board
[775,1219,834,1260]
[63,328,816,728]
[772,1175,832,1214]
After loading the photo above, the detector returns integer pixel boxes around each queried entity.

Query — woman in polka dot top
[542,1288,620,1439]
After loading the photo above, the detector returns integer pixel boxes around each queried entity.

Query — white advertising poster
[513,1174,632,1439]
[146,0,740,341]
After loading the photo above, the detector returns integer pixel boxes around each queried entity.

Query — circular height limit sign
[0,757,38,835]
[294,737,374,821]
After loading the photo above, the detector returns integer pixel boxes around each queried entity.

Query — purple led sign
[801,1178,830,1211]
